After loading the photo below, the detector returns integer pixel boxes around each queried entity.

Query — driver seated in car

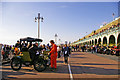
[28,43,38,64]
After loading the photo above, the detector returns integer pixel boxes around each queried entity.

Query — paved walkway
[1,52,119,80]
[88,52,119,61]
[2,56,70,80]
[69,52,118,79]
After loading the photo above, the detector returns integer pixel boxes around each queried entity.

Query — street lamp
[112,13,115,20]
[35,13,44,39]
[55,34,58,44]
[59,39,61,45]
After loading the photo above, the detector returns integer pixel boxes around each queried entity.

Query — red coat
[50,44,57,56]
[50,44,58,68]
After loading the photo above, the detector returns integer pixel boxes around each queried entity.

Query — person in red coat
[49,40,57,70]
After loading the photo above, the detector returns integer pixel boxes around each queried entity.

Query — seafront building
[71,17,120,47]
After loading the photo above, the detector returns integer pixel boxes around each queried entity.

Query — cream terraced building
[71,17,120,47]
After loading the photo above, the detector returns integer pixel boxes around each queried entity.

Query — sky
[0,2,119,45]
[1,0,120,2]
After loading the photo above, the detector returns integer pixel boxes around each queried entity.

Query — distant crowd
[1,40,72,63]
[72,44,120,56]
[1,40,120,62]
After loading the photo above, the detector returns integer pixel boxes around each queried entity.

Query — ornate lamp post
[58,39,60,45]
[35,13,44,39]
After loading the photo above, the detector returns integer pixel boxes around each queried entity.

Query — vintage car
[11,37,50,72]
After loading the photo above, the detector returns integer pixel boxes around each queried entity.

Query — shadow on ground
[70,57,86,58]
[70,65,118,75]
[2,59,69,79]
[72,53,85,55]
[70,63,118,65]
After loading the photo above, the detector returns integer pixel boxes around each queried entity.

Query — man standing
[15,41,20,48]
[57,46,62,58]
[49,40,57,70]
[63,44,71,64]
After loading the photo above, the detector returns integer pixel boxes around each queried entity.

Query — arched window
[117,33,120,45]
[90,41,91,45]
[98,38,101,45]
[103,37,107,46]
[109,35,115,46]
[92,40,94,45]
[95,39,97,45]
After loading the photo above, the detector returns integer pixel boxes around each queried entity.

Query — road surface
[1,52,119,80]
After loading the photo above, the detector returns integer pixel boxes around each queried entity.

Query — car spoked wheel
[11,58,22,71]
[34,60,46,72]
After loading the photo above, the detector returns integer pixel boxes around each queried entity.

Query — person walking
[93,45,96,53]
[91,45,94,53]
[83,45,86,52]
[73,46,75,52]
[49,40,57,71]
[5,45,10,60]
[63,44,70,64]
[57,46,62,58]
[78,45,81,52]
[3,45,6,60]
[11,45,15,54]
[75,45,78,51]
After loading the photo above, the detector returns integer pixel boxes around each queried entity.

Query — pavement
[2,56,70,80]
[87,52,119,61]
[69,52,118,79]
[1,52,119,80]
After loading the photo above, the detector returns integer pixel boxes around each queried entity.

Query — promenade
[1,51,119,80]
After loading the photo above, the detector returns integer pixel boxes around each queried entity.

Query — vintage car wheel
[34,59,46,72]
[11,58,22,71]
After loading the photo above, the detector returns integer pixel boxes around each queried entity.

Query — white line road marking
[68,64,73,80]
